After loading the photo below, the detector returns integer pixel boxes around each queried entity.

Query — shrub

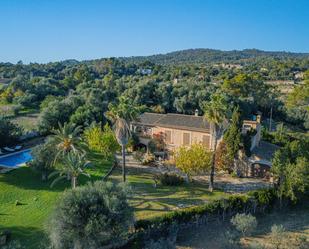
[132,148,146,162]
[127,133,139,152]
[1,240,25,249]
[28,140,57,181]
[141,153,155,165]
[150,132,166,152]
[155,173,184,186]
[267,224,309,249]
[221,230,241,249]
[231,213,257,236]
[269,225,286,249]
[48,181,134,249]
[0,116,22,147]
[248,188,276,210]
[0,230,11,247]
[144,223,178,249]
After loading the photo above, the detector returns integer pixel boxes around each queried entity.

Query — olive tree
[28,140,56,181]
[48,181,134,249]
[231,213,257,237]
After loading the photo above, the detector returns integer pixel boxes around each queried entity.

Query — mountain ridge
[119,48,309,65]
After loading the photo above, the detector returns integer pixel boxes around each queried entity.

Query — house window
[183,132,191,145]
[202,135,210,148]
[165,130,172,144]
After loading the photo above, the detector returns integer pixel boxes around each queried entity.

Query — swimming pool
[0,149,33,168]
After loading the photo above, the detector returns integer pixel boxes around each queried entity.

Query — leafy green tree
[13,92,37,108]
[106,96,143,182]
[231,213,257,237]
[174,143,212,180]
[49,151,90,188]
[286,81,309,112]
[203,93,229,191]
[83,123,120,158]
[38,95,83,134]
[48,181,134,249]
[0,116,22,147]
[222,73,272,110]
[69,104,96,127]
[272,140,309,204]
[40,95,64,110]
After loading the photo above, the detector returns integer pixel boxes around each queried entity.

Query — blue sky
[1,0,309,63]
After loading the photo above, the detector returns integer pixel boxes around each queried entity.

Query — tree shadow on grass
[128,180,220,217]
[131,195,207,214]
[0,225,48,249]
[0,167,69,192]
[129,180,217,197]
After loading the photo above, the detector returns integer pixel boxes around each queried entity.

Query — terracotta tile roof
[134,113,164,126]
[132,112,210,133]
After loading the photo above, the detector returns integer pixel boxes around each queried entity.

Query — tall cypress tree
[223,107,242,170]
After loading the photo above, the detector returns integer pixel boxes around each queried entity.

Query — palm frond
[50,175,67,188]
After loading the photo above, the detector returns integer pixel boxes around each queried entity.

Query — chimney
[256,115,261,123]
[256,111,262,123]
[194,109,199,117]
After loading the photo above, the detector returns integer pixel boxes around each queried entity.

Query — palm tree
[106,96,143,182]
[49,151,90,188]
[50,122,84,164]
[203,93,228,192]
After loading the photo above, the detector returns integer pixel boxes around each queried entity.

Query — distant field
[11,113,40,131]
[265,80,296,95]
[0,103,40,131]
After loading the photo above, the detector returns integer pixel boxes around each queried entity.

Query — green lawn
[0,152,228,248]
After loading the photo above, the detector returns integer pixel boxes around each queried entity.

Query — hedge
[134,188,276,232]
[118,188,278,248]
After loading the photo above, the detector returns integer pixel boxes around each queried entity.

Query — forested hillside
[121,48,309,65]
[0,49,308,136]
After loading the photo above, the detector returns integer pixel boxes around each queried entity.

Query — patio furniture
[14,145,22,150]
[4,147,15,152]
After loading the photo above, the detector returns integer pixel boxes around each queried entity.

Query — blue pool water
[0,149,33,168]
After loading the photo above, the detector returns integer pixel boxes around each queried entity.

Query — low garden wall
[122,188,277,248]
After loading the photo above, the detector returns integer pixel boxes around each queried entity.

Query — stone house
[131,112,262,153]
